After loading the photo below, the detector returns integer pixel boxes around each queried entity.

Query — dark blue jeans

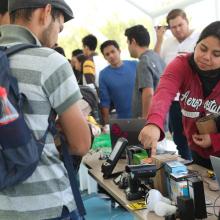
[191,150,212,169]
[45,206,85,220]
[169,101,192,160]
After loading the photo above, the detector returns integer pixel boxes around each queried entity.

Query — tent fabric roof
[125,0,204,18]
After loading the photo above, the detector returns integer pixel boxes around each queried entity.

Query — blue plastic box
[165,160,187,174]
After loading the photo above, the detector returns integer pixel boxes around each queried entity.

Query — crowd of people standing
[1,0,220,219]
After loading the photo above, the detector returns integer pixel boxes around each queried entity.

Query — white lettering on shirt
[204,100,220,114]
[180,90,220,117]
[180,91,203,110]
[181,109,200,118]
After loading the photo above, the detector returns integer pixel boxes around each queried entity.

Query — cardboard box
[152,154,178,196]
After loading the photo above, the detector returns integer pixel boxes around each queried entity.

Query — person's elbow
[59,102,92,156]
[69,124,91,156]
[77,132,91,156]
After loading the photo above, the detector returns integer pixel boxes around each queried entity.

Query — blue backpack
[0,44,86,216]
[0,44,50,189]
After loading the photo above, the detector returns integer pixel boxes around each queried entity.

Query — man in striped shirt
[0,0,9,25]
[0,0,91,219]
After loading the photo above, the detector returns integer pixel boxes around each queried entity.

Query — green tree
[100,17,154,53]
[58,16,154,59]
[58,27,89,59]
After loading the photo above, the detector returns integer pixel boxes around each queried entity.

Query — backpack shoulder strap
[60,135,86,217]
[0,44,40,99]
[5,43,39,57]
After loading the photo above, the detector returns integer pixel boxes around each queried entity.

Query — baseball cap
[0,0,8,15]
[8,0,73,22]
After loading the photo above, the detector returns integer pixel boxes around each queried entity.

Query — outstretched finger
[150,141,157,157]
[143,139,151,149]
[138,131,142,142]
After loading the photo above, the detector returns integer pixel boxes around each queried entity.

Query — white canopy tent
[61,0,220,57]
[64,0,220,39]
[125,0,220,20]
[125,0,203,18]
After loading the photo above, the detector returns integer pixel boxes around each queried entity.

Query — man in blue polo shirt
[99,40,137,125]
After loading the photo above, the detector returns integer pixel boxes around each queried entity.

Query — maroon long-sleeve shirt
[147,54,220,159]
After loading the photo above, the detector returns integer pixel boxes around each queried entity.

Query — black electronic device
[165,214,176,220]
[187,176,207,219]
[109,118,146,158]
[113,174,122,185]
[113,172,129,189]
[125,164,157,200]
[126,145,145,165]
[118,172,129,189]
[154,25,169,30]
[177,196,194,220]
[101,137,128,179]
[125,164,157,179]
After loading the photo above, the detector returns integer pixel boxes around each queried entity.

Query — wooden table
[83,151,161,220]
[187,164,220,218]
[83,151,220,220]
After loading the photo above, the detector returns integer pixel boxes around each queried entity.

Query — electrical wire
[156,163,165,171]
[213,194,220,217]
[206,211,214,216]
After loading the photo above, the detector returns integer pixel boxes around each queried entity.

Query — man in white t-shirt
[154,9,200,160]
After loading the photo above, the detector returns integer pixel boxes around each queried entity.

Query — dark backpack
[0,44,51,189]
[0,44,86,216]
[80,85,102,123]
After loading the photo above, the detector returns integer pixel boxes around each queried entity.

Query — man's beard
[41,21,54,48]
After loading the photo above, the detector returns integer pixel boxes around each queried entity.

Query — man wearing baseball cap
[0,1,91,219]
[0,0,9,25]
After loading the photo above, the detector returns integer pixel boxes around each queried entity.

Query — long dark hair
[197,21,220,44]
[76,54,87,71]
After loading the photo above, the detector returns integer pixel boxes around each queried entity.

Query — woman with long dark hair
[139,21,220,168]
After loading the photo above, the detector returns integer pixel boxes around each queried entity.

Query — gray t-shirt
[132,50,165,118]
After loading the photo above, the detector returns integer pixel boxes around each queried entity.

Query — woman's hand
[192,134,211,148]
[138,124,161,156]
